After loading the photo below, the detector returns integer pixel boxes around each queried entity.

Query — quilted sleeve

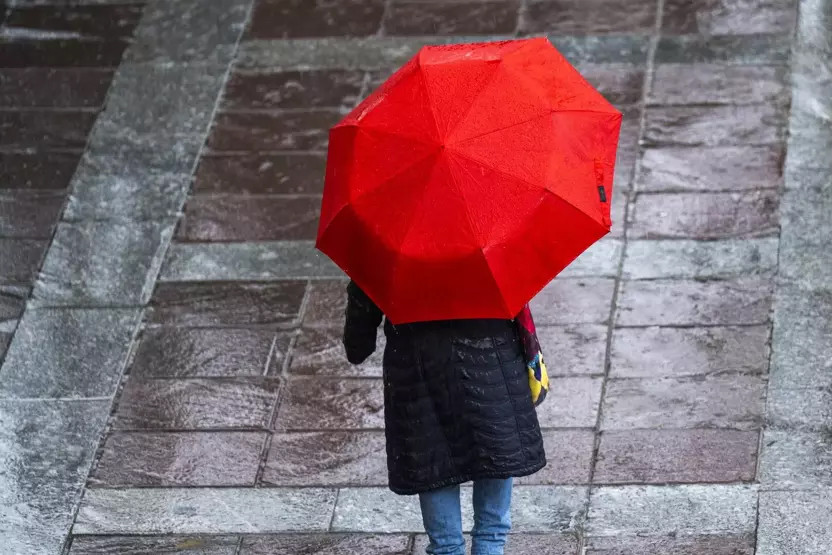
[343,280,384,365]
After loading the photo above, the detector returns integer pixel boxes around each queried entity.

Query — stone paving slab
[241,534,412,555]
[586,484,758,537]
[91,431,267,487]
[622,238,778,279]
[649,64,788,106]
[1,400,109,555]
[758,429,832,490]
[601,374,766,431]
[32,220,175,307]
[65,173,191,221]
[69,536,240,555]
[766,386,832,431]
[610,325,771,378]
[413,533,579,555]
[585,534,755,554]
[74,488,338,535]
[757,488,832,555]
[653,34,791,65]
[332,486,587,533]
[516,430,594,485]
[594,429,759,484]
[0,308,140,398]
[535,325,607,376]
[535,376,602,428]
[276,377,384,431]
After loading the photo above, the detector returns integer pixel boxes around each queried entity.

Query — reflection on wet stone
[639,145,784,192]
[644,105,785,146]
[601,375,766,430]
[385,1,520,36]
[0,68,114,108]
[208,110,340,152]
[69,535,239,555]
[0,152,80,190]
[177,196,321,242]
[194,154,326,195]
[264,431,387,486]
[617,278,773,326]
[240,534,412,555]
[289,328,383,377]
[629,191,780,239]
[131,328,290,378]
[0,191,64,238]
[247,0,385,38]
[277,378,384,430]
[92,431,266,487]
[595,429,759,484]
[114,378,281,430]
[149,281,306,327]
[224,69,364,110]
[610,325,771,378]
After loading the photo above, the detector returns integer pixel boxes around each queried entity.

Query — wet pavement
[0,0,830,553]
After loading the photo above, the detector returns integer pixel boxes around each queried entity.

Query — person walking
[342,280,548,555]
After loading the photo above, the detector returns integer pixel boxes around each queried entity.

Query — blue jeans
[418,478,512,555]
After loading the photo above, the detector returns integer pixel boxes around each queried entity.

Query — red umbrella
[317,38,621,324]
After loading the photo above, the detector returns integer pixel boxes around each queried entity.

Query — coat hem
[388,458,547,496]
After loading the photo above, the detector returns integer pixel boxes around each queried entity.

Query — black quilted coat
[343,281,546,495]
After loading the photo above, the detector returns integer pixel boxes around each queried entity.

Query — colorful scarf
[516,304,549,406]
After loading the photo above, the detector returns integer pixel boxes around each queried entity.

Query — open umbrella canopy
[317,38,622,324]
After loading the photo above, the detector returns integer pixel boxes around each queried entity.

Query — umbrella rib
[415,50,444,144]
[449,149,609,232]
[350,143,439,204]
[450,108,619,147]
[443,58,503,140]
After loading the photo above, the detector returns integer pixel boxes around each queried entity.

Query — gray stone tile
[574,63,645,107]
[0,190,64,238]
[413,533,580,555]
[333,486,587,533]
[594,429,759,484]
[69,536,239,555]
[662,0,797,35]
[0,400,108,555]
[601,375,766,431]
[91,431,266,487]
[536,325,608,376]
[585,535,755,554]
[757,489,832,555]
[74,488,337,534]
[263,431,387,487]
[223,68,365,110]
[0,238,47,283]
[160,241,342,282]
[629,191,780,239]
[302,280,348,327]
[148,281,307,327]
[559,239,622,278]
[770,285,832,389]
[0,284,27,323]
[766,387,832,431]
[206,109,338,152]
[276,377,384,431]
[587,484,758,537]
[785,166,832,192]
[240,534,411,555]
[131,328,289,378]
[193,153,327,195]
[785,88,832,172]
[288,327,383,378]
[80,146,200,179]
[0,308,140,398]
[0,67,114,108]
[655,34,791,65]
[616,278,773,326]
[516,430,594,485]
[32,220,175,307]
[531,279,616,325]
[332,487,448,533]
[759,429,832,490]
[536,377,603,428]
[524,0,656,34]
[509,486,589,532]
[610,326,771,378]
[779,189,832,288]
[649,64,787,106]
[113,378,280,430]
[247,0,384,38]
[65,173,191,221]
[236,36,649,71]
[623,239,779,279]
[89,63,226,144]
[125,0,247,63]
[639,145,784,192]
[643,105,785,146]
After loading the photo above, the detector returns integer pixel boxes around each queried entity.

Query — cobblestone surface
[0,0,829,553]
